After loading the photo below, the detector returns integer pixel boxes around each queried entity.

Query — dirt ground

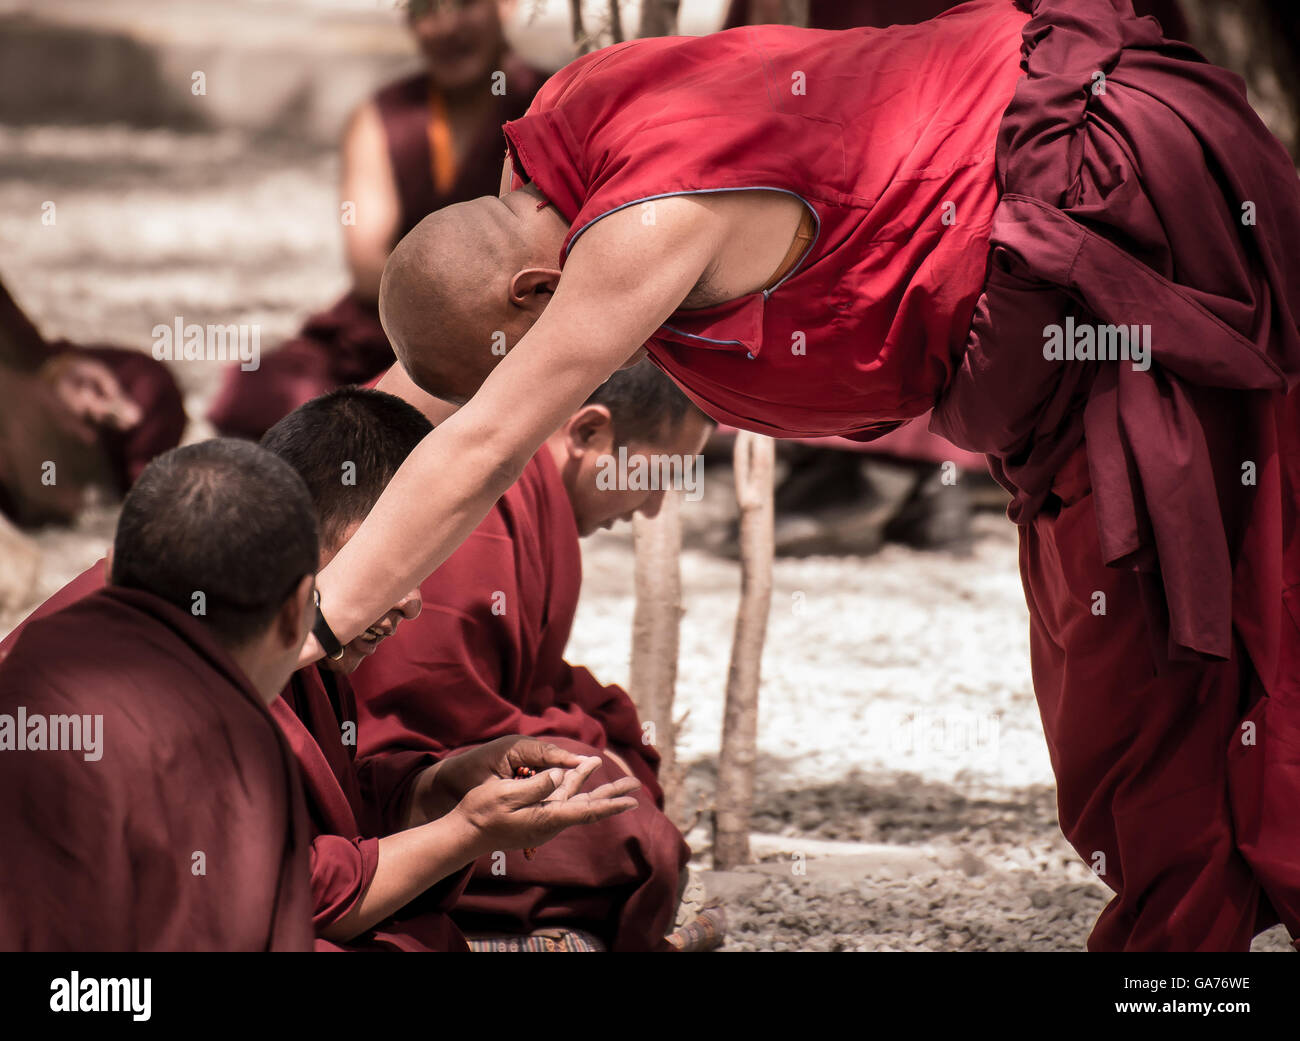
[1,123,1292,953]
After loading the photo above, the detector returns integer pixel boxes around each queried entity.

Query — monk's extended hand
[434,735,584,803]
[453,758,640,854]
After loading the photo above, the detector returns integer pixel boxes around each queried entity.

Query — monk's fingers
[544,757,601,803]
[504,767,563,807]
[540,795,640,832]
[507,738,584,775]
[578,776,641,802]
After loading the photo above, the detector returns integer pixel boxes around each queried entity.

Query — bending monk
[309,0,1300,951]
[208,0,541,439]
[351,363,711,950]
[0,440,316,950]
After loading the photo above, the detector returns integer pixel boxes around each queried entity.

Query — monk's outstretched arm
[309,199,724,655]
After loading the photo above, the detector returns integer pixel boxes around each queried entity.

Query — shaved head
[379,191,564,404]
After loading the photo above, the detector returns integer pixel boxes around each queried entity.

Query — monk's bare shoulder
[575,190,807,309]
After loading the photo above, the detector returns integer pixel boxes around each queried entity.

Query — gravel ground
[1,123,1292,953]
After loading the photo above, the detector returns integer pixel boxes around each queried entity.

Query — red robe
[277,664,470,952]
[207,63,542,440]
[504,2,1300,949]
[1,565,470,951]
[351,450,689,951]
[0,587,313,951]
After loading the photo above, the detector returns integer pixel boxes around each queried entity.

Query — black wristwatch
[312,588,346,661]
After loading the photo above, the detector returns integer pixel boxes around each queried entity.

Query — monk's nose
[395,588,422,620]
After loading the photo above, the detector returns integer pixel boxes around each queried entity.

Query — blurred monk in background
[208,0,542,439]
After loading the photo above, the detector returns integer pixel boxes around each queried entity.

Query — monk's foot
[665,906,727,952]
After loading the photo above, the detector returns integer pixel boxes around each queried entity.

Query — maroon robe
[0,277,185,505]
[277,664,470,952]
[722,0,1184,471]
[207,62,542,440]
[0,564,471,951]
[0,587,313,951]
[351,450,689,951]
[924,0,1300,949]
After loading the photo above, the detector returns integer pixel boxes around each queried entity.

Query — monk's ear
[277,575,317,651]
[565,404,615,457]
[507,267,562,312]
[102,547,115,584]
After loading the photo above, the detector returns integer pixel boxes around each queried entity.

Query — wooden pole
[569,0,592,54]
[608,0,624,43]
[637,0,679,38]
[712,431,775,869]
[629,488,685,825]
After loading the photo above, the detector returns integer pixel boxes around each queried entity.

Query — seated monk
[1,389,641,951]
[0,439,318,950]
[350,364,713,951]
[260,387,639,950]
[207,0,542,439]
[0,276,185,527]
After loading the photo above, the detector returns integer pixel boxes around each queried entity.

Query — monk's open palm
[440,735,583,800]
[457,758,640,852]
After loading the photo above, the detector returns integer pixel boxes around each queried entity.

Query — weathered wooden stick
[713,431,775,869]
[637,0,680,38]
[629,487,685,825]
[569,0,592,54]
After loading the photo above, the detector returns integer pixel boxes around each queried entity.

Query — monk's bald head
[379,192,563,404]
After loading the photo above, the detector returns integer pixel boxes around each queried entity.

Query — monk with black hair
[352,364,712,951]
[0,439,317,950]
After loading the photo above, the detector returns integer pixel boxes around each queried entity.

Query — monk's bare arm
[317,808,482,943]
[340,100,400,303]
[310,197,724,651]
